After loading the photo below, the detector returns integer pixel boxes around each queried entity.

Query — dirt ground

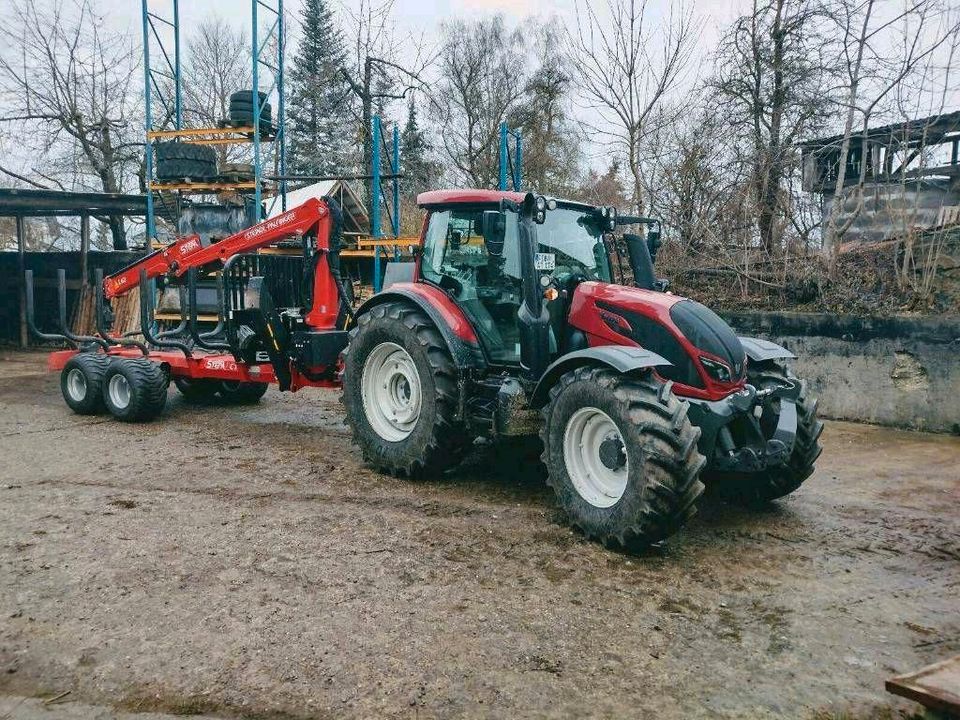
[0,350,957,719]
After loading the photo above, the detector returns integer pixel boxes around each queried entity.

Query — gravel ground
[0,351,958,719]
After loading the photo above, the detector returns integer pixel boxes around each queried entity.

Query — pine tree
[287,0,351,177]
[400,96,436,196]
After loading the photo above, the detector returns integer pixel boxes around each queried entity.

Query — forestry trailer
[28,190,823,550]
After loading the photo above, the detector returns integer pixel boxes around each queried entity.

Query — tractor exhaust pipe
[624,233,657,291]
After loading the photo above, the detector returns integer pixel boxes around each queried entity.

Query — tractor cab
[416,190,614,367]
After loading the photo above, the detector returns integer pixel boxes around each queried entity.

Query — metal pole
[499,122,508,191]
[277,0,287,212]
[173,0,182,129]
[372,115,382,292]
[251,0,262,221]
[79,214,90,288]
[514,132,523,191]
[16,215,27,348]
[392,124,400,260]
[141,0,156,244]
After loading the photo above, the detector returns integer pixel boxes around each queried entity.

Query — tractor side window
[421,209,522,364]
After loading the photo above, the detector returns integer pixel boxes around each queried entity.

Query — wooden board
[887,655,960,716]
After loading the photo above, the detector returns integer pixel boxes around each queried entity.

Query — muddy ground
[0,351,957,719]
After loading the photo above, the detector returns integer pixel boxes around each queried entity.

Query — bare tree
[568,0,699,214]
[508,18,582,195]
[0,0,142,249]
[340,0,432,203]
[823,0,960,272]
[433,15,526,187]
[713,0,833,251]
[182,16,250,166]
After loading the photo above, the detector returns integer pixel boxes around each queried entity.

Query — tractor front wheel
[710,360,823,504]
[342,302,467,478]
[541,367,705,550]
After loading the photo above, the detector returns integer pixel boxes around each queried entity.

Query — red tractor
[30,190,822,550]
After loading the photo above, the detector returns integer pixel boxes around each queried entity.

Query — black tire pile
[229,90,273,129]
[155,141,218,181]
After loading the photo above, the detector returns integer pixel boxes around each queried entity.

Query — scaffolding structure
[140,0,287,243]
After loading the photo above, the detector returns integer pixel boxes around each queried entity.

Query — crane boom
[103,198,333,300]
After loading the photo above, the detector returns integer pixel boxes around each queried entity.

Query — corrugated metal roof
[269,180,369,233]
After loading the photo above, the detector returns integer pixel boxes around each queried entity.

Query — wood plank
[147,126,257,139]
[887,655,960,715]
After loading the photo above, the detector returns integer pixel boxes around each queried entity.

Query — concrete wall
[725,311,960,434]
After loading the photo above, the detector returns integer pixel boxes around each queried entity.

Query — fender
[530,346,670,408]
[739,337,795,363]
[353,284,485,369]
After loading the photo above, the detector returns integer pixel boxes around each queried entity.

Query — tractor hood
[568,282,747,393]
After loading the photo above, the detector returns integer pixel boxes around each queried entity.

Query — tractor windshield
[420,205,612,365]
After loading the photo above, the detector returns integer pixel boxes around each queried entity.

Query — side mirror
[478,210,506,257]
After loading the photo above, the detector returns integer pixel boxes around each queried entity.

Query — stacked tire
[155,141,217,181]
[229,90,272,129]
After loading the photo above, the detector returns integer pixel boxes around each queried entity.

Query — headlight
[535,196,547,212]
[700,356,732,383]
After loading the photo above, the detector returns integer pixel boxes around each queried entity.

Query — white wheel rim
[361,342,422,442]
[562,407,629,508]
[66,368,87,402]
[108,373,131,410]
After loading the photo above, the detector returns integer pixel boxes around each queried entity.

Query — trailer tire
[342,301,468,479]
[541,367,705,551]
[102,359,168,422]
[60,353,111,415]
[216,380,268,404]
[710,361,823,504]
[173,376,220,402]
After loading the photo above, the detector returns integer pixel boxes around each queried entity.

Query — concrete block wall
[725,312,960,433]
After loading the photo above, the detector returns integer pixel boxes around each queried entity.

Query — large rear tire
[711,360,823,504]
[541,366,705,550]
[342,302,467,478]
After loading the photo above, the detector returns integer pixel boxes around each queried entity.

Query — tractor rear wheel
[711,360,823,504]
[60,353,111,415]
[102,359,168,422]
[541,367,705,550]
[342,302,467,478]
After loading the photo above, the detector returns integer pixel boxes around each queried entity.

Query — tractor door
[420,208,523,364]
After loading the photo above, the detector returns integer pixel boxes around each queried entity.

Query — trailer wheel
[342,301,467,478]
[173,376,219,402]
[711,360,823,504]
[541,366,705,550]
[60,353,111,415]
[102,359,168,422]
[216,380,268,405]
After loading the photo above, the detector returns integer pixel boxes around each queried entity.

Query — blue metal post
[499,122,508,191]
[513,132,522,191]
[173,0,182,129]
[372,115,382,292]
[140,0,155,244]
[277,0,286,211]
[251,0,262,221]
[392,125,400,259]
